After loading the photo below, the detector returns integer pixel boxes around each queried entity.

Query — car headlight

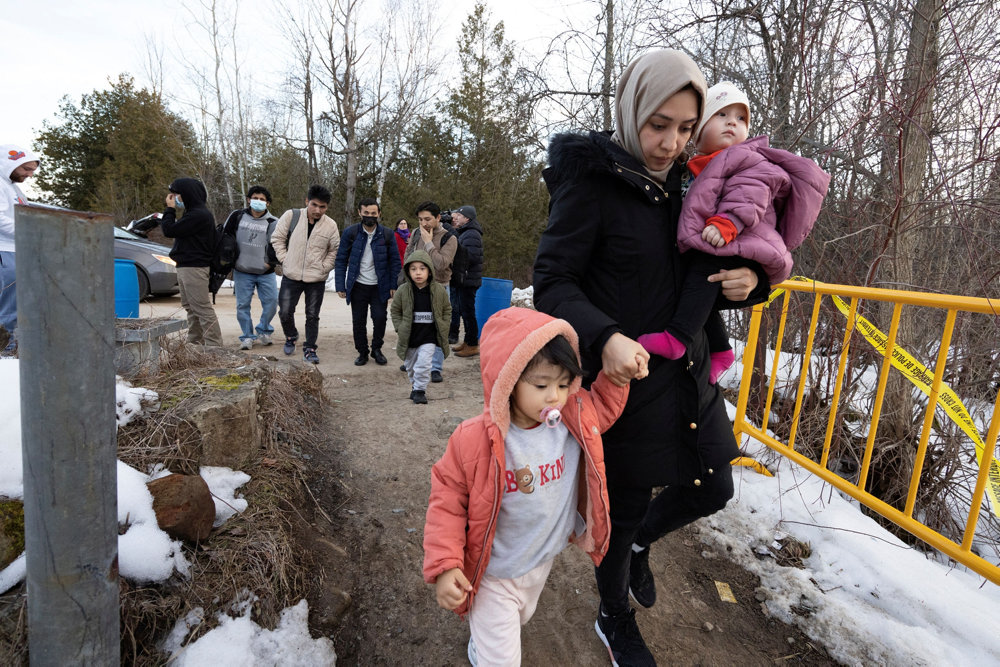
[152,254,176,267]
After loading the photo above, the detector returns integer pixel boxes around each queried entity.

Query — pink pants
[467,559,554,666]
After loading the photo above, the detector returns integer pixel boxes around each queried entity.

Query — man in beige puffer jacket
[271,185,341,363]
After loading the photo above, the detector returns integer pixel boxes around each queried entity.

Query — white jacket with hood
[0,145,41,252]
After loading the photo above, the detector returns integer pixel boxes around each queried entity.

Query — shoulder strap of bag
[288,208,302,238]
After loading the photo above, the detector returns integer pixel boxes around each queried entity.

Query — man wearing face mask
[222,185,280,350]
[162,177,223,346]
[335,197,401,366]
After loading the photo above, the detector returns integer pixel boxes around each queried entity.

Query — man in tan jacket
[271,185,340,363]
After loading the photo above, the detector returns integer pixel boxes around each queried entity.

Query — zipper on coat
[574,395,610,556]
[614,163,669,199]
[470,456,502,592]
[299,214,310,280]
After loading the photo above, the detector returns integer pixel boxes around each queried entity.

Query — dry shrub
[1,338,330,665]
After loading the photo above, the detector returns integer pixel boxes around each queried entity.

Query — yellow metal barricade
[733,279,1000,585]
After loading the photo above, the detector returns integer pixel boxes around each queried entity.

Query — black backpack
[444,229,469,288]
[208,219,240,303]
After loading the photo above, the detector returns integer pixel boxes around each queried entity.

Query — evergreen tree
[35,75,199,223]
[389,2,549,283]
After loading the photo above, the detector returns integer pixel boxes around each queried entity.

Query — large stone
[0,498,25,568]
[182,375,263,469]
[114,318,187,377]
[147,474,215,542]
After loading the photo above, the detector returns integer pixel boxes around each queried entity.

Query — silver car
[114,226,178,299]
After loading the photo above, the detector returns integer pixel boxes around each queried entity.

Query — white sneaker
[240,339,253,350]
[259,333,272,346]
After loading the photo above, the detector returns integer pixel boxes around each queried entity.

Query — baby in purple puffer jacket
[638,81,831,383]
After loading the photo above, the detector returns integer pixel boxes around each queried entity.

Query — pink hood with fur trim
[422,307,629,615]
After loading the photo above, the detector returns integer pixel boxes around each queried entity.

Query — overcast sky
[0,0,575,150]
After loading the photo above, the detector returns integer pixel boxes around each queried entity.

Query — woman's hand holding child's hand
[435,568,473,610]
[602,333,650,386]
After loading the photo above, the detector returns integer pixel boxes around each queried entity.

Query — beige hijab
[612,49,707,181]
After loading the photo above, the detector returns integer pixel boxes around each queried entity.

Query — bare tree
[277,0,442,224]
[528,0,658,135]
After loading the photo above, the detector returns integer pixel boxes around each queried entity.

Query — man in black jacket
[449,205,483,357]
[162,178,222,346]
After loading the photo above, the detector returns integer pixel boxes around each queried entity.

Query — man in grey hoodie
[222,185,280,349]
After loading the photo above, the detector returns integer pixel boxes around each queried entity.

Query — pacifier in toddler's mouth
[539,406,562,428]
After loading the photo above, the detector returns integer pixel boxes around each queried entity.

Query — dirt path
[148,292,835,665]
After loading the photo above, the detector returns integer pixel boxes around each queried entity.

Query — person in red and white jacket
[0,144,40,354]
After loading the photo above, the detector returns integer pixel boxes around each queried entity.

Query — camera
[440,209,453,225]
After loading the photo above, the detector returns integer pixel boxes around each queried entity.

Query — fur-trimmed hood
[544,130,685,199]
[545,131,633,190]
[479,307,583,436]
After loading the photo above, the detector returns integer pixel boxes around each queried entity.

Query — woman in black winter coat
[532,50,769,665]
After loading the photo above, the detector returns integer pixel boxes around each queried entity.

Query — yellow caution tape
[765,278,1000,517]
[732,456,774,477]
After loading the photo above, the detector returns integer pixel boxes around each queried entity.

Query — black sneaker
[431,370,443,383]
[283,339,296,356]
[303,348,320,364]
[371,349,387,365]
[629,545,656,608]
[595,606,656,666]
[354,353,368,366]
[411,390,427,404]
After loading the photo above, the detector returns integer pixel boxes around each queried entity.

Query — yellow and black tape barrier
[756,277,1000,517]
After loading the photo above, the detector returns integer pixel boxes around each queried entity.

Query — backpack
[208,214,241,303]
[444,229,469,288]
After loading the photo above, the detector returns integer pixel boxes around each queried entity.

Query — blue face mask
[174,196,184,208]
[249,199,268,212]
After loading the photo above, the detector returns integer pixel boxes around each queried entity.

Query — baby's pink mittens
[637,331,686,360]
[709,349,736,385]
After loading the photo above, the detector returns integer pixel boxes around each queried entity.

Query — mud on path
[148,293,835,665]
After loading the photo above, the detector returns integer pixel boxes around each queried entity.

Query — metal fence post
[15,204,119,665]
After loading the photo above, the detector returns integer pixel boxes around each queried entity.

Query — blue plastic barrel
[475,277,514,332]
[114,258,140,318]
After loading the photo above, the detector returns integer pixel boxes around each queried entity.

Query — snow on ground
[706,430,1000,665]
[4,328,1000,663]
[162,596,336,665]
[0,360,22,498]
[0,361,335,664]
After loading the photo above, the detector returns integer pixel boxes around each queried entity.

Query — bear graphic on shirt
[513,465,534,494]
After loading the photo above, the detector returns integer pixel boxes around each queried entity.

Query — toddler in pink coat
[422,307,631,665]
[639,81,831,383]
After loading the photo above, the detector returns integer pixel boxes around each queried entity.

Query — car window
[115,227,144,240]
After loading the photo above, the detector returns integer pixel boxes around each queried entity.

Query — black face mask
[361,216,378,227]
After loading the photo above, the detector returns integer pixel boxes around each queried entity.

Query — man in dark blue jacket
[335,197,401,365]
